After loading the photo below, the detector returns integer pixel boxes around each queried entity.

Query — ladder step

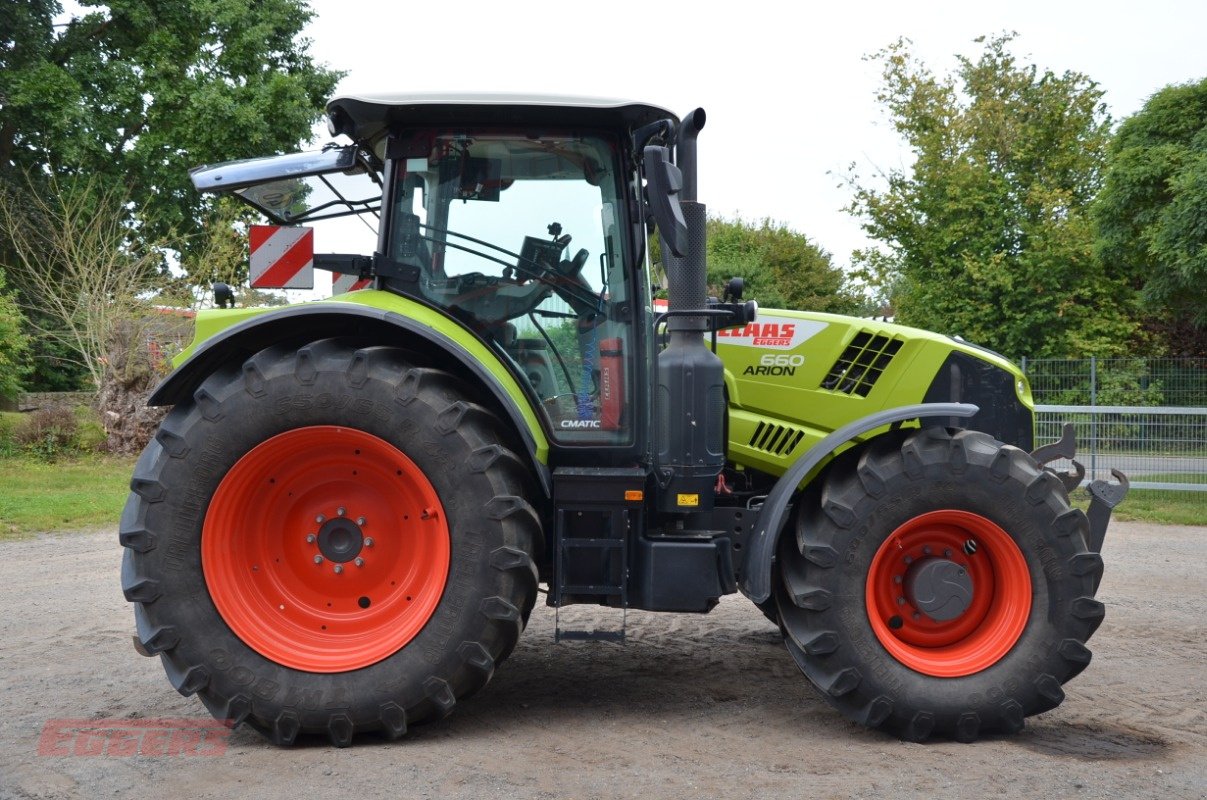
[559,584,624,595]
[556,629,625,643]
[554,605,627,644]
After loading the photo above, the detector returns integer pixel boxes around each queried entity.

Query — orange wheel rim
[865,510,1031,678]
[202,426,450,672]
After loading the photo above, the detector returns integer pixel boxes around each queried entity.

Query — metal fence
[1022,358,1207,502]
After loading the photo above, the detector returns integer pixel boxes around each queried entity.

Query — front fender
[150,293,551,493]
[741,402,979,604]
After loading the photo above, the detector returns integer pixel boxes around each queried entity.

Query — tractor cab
[192,94,679,450]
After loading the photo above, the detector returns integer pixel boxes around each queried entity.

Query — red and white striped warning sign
[249,225,314,289]
[332,273,372,295]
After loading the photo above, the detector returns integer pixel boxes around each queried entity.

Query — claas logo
[717,322,796,347]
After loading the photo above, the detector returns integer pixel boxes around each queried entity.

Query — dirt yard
[0,521,1203,800]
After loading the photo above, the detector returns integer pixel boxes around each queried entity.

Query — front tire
[776,427,1105,742]
[120,340,541,745]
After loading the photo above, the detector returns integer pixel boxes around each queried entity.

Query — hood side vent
[749,421,807,456]
[821,332,903,397]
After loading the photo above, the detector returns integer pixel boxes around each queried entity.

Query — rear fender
[740,402,979,604]
[150,296,551,495]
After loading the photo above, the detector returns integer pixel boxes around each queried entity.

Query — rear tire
[120,340,541,746]
[775,427,1104,742]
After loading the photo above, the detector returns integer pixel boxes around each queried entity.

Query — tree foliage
[848,35,1140,358]
[0,0,341,255]
[653,216,858,313]
[0,265,31,401]
[0,173,167,389]
[1094,77,1207,329]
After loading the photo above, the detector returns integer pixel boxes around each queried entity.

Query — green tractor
[122,93,1126,746]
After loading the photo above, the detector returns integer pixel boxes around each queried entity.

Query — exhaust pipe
[653,108,726,514]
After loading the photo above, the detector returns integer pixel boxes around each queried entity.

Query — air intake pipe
[651,108,726,514]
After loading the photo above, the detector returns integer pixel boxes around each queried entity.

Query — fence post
[1090,356,1098,481]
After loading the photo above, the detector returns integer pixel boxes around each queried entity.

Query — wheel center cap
[317,517,364,563]
[905,558,974,621]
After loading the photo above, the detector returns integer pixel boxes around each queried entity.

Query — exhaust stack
[648,109,726,514]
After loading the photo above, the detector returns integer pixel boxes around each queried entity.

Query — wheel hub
[317,516,364,563]
[202,426,451,672]
[904,558,974,621]
[865,509,1032,677]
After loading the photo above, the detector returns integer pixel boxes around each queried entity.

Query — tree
[654,216,859,313]
[0,265,31,401]
[0,0,341,259]
[706,216,859,313]
[0,173,165,389]
[1094,77,1207,332]
[847,35,1141,359]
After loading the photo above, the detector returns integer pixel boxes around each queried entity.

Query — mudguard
[149,298,552,494]
[740,402,979,604]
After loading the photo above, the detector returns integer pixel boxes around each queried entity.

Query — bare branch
[0,172,166,389]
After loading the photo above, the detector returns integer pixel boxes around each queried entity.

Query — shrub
[13,407,78,460]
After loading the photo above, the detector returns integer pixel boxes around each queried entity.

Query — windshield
[387,129,633,444]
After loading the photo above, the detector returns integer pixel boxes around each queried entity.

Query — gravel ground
[0,521,1203,800]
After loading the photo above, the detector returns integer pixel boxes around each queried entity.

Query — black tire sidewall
[778,430,1097,736]
[138,348,527,730]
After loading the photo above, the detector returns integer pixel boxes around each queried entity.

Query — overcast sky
[302,0,1207,271]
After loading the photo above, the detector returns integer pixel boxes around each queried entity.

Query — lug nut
[364,537,374,548]
[357,517,366,526]
[314,555,324,564]
[923,545,932,555]
[337,507,346,517]
[354,557,364,567]
[315,514,325,524]
[334,564,344,574]
[306,534,316,544]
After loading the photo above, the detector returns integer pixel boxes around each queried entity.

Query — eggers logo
[38,719,231,757]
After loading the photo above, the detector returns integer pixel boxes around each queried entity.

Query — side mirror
[642,145,687,258]
[213,282,235,309]
[723,277,745,302]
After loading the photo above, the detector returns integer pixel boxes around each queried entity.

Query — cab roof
[326,92,679,149]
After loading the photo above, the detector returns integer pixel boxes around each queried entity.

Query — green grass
[0,455,136,537]
[1109,491,1206,526]
[1070,482,1206,527]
